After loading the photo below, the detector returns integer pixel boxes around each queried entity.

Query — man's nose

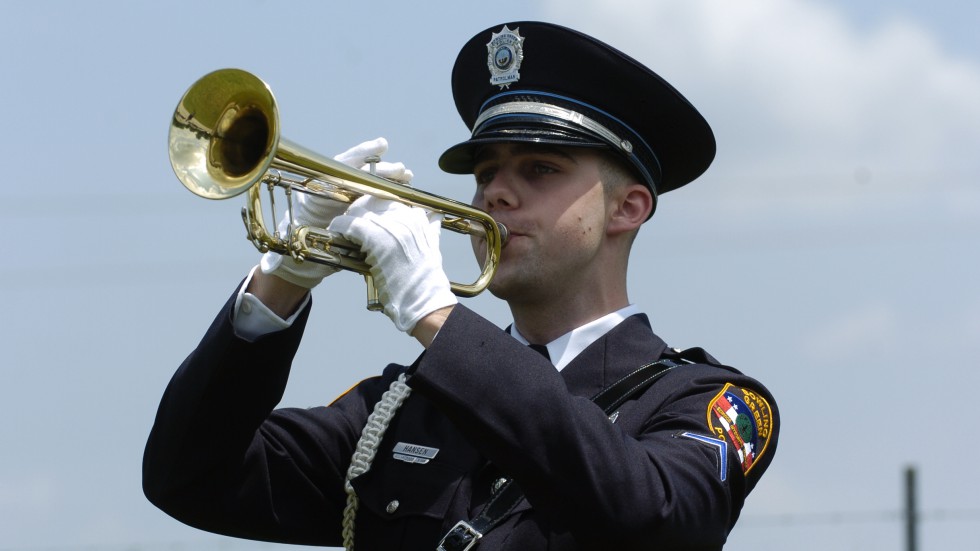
[481,171,518,211]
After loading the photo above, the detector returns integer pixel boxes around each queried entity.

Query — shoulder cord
[342,372,412,551]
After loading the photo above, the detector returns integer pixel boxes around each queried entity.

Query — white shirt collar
[510,304,643,371]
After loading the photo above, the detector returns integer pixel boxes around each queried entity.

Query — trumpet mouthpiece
[497,223,510,247]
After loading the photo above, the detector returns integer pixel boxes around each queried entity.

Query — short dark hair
[598,150,641,192]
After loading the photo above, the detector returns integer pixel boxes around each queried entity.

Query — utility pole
[905,465,918,551]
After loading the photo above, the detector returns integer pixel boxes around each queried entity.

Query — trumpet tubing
[169,68,506,309]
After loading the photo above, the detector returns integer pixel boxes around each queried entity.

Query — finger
[328,211,396,254]
[426,210,444,228]
[326,213,361,244]
[330,196,398,236]
[296,190,350,219]
[369,162,414,185]
[333,137,389,167]
[346,195,407,218]
[361,162,414,186]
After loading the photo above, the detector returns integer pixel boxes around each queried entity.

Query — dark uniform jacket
[143,288,779,550]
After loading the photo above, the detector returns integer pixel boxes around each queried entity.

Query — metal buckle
[437,520,483,551]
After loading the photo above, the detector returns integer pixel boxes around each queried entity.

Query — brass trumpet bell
[170,68,281,200]
[168,68,507,309]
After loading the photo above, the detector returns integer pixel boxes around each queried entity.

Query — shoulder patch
[706,383,774,474]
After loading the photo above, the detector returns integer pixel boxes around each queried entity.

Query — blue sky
[1,1,978,549]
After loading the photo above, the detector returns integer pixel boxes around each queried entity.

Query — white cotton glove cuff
[328,196,457,333]
[259,249,338,289]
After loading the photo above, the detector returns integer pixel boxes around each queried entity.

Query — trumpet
[168,68,507,310]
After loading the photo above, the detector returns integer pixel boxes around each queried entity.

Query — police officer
[144,21,779,550]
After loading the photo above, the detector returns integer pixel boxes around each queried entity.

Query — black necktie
[528,343,551,361]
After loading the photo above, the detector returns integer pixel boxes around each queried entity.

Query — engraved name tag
[392,442,440,465]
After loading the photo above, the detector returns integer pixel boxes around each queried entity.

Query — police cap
[439,21,716,208]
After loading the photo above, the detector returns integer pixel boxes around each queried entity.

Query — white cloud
[540,0,980,196]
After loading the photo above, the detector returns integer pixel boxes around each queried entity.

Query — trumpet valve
[364,155,381,176]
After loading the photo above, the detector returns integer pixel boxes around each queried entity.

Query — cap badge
[486,25,524,89]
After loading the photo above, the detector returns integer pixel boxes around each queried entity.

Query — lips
[499,229,527,250]
[493,218,527,237]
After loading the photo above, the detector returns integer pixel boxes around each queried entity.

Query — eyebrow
[473,143,579,166]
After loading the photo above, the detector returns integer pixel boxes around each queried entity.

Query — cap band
[474,101,634,154]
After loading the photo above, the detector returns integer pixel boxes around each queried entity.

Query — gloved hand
[334,137,415,185]
[328,196,457,333]
[260,137,414,289]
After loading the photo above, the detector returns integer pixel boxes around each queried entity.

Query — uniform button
[241,301,252,314]
[386,500,399,514]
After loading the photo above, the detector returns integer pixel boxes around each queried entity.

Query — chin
[486,265,543,304]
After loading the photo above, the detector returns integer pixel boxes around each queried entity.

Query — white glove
[260,138,414,289]
[327,196,457,333]
[334,137,414,185]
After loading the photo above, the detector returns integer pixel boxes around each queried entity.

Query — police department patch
[707,384,774,474]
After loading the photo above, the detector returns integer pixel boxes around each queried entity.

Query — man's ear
[608,184,653,235]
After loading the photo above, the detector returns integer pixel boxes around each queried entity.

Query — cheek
[555,221,599,253]
[557,190,607,244]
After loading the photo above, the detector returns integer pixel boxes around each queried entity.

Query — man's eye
[533,164,558,175]
[475,168,496,185]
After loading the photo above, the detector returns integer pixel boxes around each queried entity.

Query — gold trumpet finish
[169,68,507,309]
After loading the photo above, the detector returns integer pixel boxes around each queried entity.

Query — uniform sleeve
[409,305,779,549]
[141,288,390,546]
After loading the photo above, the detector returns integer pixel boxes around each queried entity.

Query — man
[144,21,779,550]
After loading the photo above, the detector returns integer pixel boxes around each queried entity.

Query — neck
[509,276,630,344]
[500,224,637,344]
